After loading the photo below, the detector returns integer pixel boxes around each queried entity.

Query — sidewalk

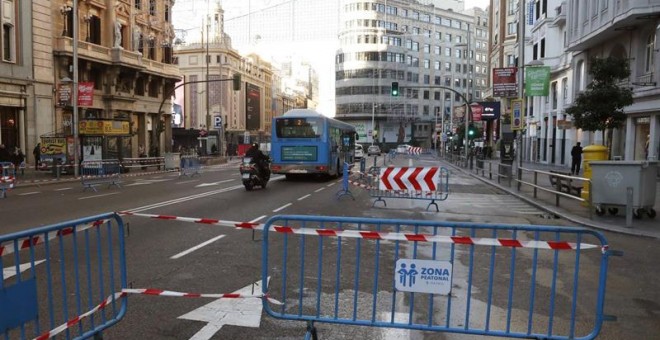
[6,156,238,189]
[450,157,660,239]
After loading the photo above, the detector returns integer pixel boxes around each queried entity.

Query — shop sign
[79,120,130,135]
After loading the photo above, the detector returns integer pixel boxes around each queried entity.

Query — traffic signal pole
[392,83,473,162]
[156,74,241,154]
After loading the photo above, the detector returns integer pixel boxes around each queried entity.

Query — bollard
[533,171,538,198]
[517,168,522,191]
[626,187,633,228]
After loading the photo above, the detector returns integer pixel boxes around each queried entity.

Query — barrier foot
[426,200,439,212]
[304,320,318,340]
[336,189,354,201]
[372,197,386,208]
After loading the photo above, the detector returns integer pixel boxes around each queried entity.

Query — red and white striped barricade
[368,166,449,211]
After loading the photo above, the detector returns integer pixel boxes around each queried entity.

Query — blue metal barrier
[179,155,201,177]
[0,213,127,339]
[80,160,122,192]
[1,162,15,198]
[261,215,617,340]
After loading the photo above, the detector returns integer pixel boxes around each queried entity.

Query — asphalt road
[1,156,659,340]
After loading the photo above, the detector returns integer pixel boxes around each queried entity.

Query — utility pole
[205,0,210,155]
[72,0,79,177]
[517,0,526,169]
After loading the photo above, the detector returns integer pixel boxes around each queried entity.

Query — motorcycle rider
[245,142,270,178]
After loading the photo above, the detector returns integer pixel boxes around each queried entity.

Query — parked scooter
[239,157,270,191]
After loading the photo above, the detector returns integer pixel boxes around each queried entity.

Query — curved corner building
[335,0,489,149]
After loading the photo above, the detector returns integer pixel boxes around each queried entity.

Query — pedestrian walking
[0,144,10,163]
[571,142,583,175]
[33,143,41,170]
[11,147,24,175]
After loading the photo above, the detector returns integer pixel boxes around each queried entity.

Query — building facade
[51,0,180,163]
[566,0,659,161]
[0,0,35,161]
[335,0,489,148]
[525,0,577,166]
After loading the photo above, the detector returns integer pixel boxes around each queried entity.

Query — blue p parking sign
[213,115,222,129]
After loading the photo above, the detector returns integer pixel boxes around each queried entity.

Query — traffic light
[232,73,241,91]
[467,124,476,139]
[391,82,399,96]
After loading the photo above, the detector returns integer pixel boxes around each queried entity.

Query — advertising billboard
[246,83,261,131]
[476,102,501,121]
[172,79,185,128]
[492,67,518,98]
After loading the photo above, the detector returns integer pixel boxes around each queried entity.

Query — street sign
[213,115,222,129]
[368,130,372,136]
[441,133,448,142]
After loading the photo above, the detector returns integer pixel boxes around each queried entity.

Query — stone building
[51,0,180,163]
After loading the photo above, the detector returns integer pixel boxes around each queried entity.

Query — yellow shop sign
[79,120,130,135]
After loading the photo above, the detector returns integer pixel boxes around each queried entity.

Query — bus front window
[276,118,322,138]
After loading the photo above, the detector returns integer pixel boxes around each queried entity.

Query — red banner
[78,82,94,106]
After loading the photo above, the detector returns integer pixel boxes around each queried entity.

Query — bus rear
[270,113,333,176]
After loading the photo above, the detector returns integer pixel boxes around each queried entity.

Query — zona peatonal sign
[395,259,453,295]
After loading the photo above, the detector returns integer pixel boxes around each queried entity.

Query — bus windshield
[275,117,322,138]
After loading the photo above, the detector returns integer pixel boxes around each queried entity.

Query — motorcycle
[240,157,270,191]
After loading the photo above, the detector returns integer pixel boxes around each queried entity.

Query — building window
[1,0,15,63]
[2,24,12,62]
[540,38,546,58]
[165,5,170,22]
[135,0,141,10]
[89,16,102,45]
[149,0,156,16]
[138,33,144,54]
[562,78,569,103]
[148,38,156,60]
[551,81,557,109]
[645,33,655,73]
[507,22,516,35]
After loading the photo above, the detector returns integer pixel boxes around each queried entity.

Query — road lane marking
[326,182,336,187]
[78,192,121,200]
[273,203,292,212]
[250,215,267,223]
[297,194,311,201]
[18,192,40,196]
[175,180,199,185]
[195,179,235,188]
[171,235,226,259]
[54,187,73,191]
[126,176,284,213]
[314,187,325,192]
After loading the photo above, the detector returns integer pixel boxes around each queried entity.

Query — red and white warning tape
[118,211,599,251]
[0,219,109,257]
[348,180,373,190]
[34,292,127,340]
[34,288,280,340]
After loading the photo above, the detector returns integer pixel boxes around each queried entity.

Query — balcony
[552,2,566,26]
[55,37,180,80]
[632,73,656,87]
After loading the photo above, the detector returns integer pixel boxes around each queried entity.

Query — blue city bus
[270,109,356,179]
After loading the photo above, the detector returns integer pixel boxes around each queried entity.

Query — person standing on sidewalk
[33,143,41,170]
[571,142,583,175]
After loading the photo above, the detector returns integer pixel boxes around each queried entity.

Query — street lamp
[455,29,474,163]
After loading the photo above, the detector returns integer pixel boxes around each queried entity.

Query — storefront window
[635,117,650,160]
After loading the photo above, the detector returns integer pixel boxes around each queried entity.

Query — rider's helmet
[251,142,259,149]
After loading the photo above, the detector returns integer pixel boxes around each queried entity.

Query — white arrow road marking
[170,235,226,260]
[195,179,235,188]
[55,187,73,191]
[179,278,269,340]
[3,260,46,280]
